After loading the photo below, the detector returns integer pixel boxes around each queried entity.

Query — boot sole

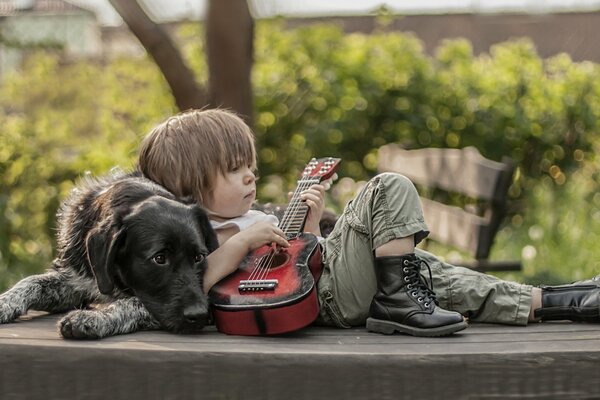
[366,317,468,337]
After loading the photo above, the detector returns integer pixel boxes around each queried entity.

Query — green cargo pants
[316,172,532,328]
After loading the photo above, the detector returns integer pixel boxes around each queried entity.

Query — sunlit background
[2,0,600,290]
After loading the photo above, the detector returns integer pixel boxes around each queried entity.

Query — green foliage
[491,145,600,284]
[2,21,600,291]
[247,22,600,198]
[0,51,175,288]
[251,24,436,183]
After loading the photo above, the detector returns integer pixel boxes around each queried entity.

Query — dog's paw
[0,301,20,324]
[59,310,107,339]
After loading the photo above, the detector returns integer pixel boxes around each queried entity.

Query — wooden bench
[2,312,600,400]
[378,144,521,272]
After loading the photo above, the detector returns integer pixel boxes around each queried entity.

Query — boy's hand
[298,174,336,237]
[234,221,289,252]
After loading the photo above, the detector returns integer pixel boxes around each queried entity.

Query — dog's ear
[85,226,126,294]
[193,206,219,253]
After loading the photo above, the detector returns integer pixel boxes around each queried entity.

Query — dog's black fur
[0,170,218,339]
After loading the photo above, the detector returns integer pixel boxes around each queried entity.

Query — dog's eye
[153,254,166,265]
[194,254,206,264]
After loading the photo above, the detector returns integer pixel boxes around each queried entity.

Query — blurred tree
[107,0,205,111]
[206,0,254,124]
[108,0,254,124]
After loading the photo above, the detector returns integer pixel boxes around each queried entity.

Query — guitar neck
[279,177,320,238]
[277,157,341,239]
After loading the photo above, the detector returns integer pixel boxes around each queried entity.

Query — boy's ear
[193,206,219,253]
[85,226,126,294]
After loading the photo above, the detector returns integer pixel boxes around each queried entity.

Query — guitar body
[209,233,323,336]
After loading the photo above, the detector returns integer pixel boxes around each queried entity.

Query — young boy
[137,109,600,337]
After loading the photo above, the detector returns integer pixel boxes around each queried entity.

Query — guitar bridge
[238,279,278,292]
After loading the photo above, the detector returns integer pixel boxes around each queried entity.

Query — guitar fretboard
[279,177,320,239]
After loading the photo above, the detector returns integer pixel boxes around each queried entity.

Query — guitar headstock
[301,157,341,182]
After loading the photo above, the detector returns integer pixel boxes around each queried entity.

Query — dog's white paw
[59,309,107,339]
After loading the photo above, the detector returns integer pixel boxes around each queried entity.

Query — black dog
[0,170,218,339]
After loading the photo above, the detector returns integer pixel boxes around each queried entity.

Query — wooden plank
[4,314,600,352]
[378,144,512,202]
[420,197,486,255]
[0,313,599,399]
[377,144,519,267]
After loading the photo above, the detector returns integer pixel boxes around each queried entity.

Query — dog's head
[85,196,218,333]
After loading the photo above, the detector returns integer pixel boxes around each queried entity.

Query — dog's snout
[183,304,207,325]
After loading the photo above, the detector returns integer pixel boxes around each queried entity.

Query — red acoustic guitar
[209,157,341,335]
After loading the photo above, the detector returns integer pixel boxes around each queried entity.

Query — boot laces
[402,257,437,307]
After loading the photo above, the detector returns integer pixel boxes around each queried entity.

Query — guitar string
[247,182,307,283]
[279,178,313,234]
[252,177,314,282]
[245,175,310,282]
[248,176,315,283]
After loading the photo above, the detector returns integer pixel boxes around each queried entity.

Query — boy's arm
[203,222,290,292]
[203,237,249,293]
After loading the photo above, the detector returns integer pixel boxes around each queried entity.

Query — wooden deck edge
[2,314,600,399]
[1,340,599,400]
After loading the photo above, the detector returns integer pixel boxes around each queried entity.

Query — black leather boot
[571,274,600,287]
[366,254,467,337]
[534,282,600,322]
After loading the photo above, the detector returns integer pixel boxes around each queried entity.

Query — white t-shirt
[209,210,279,232]
[209,209,325,244]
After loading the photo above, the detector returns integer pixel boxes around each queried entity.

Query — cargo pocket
[320,290,351,329]
[342,200,369,236]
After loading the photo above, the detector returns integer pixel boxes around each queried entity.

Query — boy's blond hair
[138,109,256,205]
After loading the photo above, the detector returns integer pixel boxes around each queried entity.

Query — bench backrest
[377,144,516,260]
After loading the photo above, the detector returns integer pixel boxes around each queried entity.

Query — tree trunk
[108,0,207,111]
[206,0,255,125]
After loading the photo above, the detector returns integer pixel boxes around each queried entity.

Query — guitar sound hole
[264,250,290,270]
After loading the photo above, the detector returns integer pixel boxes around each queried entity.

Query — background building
[0,0,101,75]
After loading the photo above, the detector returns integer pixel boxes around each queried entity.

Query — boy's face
[204,165,256,219]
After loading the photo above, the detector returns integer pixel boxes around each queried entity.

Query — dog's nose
[183,304,207,325]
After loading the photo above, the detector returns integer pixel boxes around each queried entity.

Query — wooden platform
[1,312,600,400]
